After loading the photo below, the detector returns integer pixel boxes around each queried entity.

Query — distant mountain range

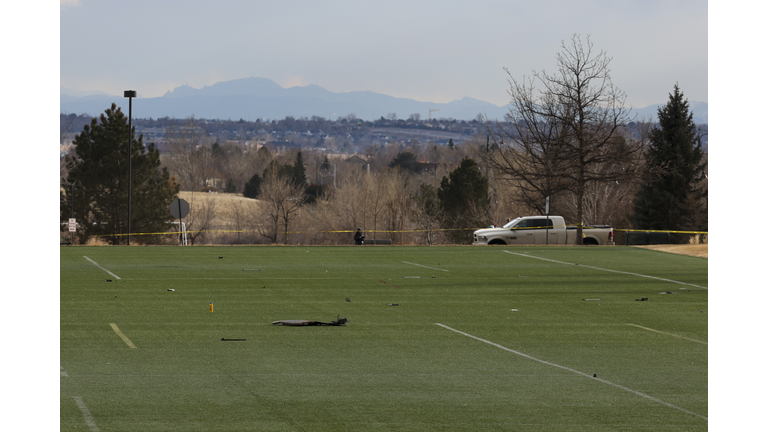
[60,77,708,124]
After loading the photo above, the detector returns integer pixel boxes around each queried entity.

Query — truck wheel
[488,239,507,245]
[583,238,598,246]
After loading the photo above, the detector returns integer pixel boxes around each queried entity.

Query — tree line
[60,35,706,246]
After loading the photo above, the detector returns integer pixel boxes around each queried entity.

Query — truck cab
[473,216,562,245]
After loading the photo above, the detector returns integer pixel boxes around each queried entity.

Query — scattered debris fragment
[635,297,648,301]
[243,269,260,271]
[431,276,436,278]
[517,275,529,278]
[582,298,602,301]
[167,289,175,292]
[272,316,349,326]
[105,280,112,282]
[345,298,351,302]
[593,374,597,378]
[510,309,518,312]
[659,291,672,294]
[219,257,225,259]
[387,303,399,306]
[220,338,246,341]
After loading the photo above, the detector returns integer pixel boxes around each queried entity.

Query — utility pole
[124,90,136,245]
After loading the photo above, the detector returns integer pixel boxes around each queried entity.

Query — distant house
[345,155,368,166]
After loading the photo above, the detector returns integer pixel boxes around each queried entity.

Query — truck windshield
[503,218,522,229]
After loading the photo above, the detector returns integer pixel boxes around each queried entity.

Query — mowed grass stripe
[436,323,708,421]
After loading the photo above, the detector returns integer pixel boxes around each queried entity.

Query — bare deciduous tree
[488,35,641,243]
[182,193,218,245]
[163,117,217,191]
[255,164,306,243]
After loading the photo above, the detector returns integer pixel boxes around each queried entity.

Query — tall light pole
[124,90,136,245]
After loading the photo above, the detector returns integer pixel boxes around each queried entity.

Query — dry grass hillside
[635,244,708,258]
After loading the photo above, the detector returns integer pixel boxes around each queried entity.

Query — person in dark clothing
[354,228,365,245]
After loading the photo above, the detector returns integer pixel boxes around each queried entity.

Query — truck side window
[530,219,553,229]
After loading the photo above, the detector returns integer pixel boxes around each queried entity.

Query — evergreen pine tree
[388,151,420,172]
[437,157,491,243]
[291,151,307,187]
[242,173,261,198]
[631,85,707,239]
[62,103,180,244]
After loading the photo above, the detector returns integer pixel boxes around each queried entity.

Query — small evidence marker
[209,303,214,312]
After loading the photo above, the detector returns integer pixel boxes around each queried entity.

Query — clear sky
[60,0,707,108]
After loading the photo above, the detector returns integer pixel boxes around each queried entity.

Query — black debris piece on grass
[220,338,246,341]
[167,289,175,292]
[582,298,602,301]
[431,276,436,278]
[272,316,349,326]
[345,297,351,302]
[105,280,112,282]
[387,303,399,306]
[219,257,225,259]
[635,297,648,301]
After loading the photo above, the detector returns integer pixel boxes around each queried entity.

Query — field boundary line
[83,256,121,280]
[109,323,137,348]
[73,396,101,432]
[402,261,449,272]
[435,323,707,421]
[502,250,707,289]
[627,323,707,345]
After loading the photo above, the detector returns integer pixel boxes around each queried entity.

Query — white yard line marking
[109,323,137,348]
[502,250,707,289]
[83,256,121,280]
[73,396,101,432]
[61,365,69,377]
[436,323,707,421]
[627,323,707,345]
[402,261,449,272]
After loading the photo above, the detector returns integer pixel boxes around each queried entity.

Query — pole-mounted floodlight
[124,90,136,245]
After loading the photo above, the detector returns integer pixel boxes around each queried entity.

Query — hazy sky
[60,0,707,108]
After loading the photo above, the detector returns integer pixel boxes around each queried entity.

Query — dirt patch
[634,244,708,258]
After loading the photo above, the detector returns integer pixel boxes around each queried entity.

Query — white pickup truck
[472,216,614,246]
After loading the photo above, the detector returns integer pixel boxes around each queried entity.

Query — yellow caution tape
[88,225,707,238]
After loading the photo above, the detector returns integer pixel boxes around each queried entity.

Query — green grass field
[60,245,707,431]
